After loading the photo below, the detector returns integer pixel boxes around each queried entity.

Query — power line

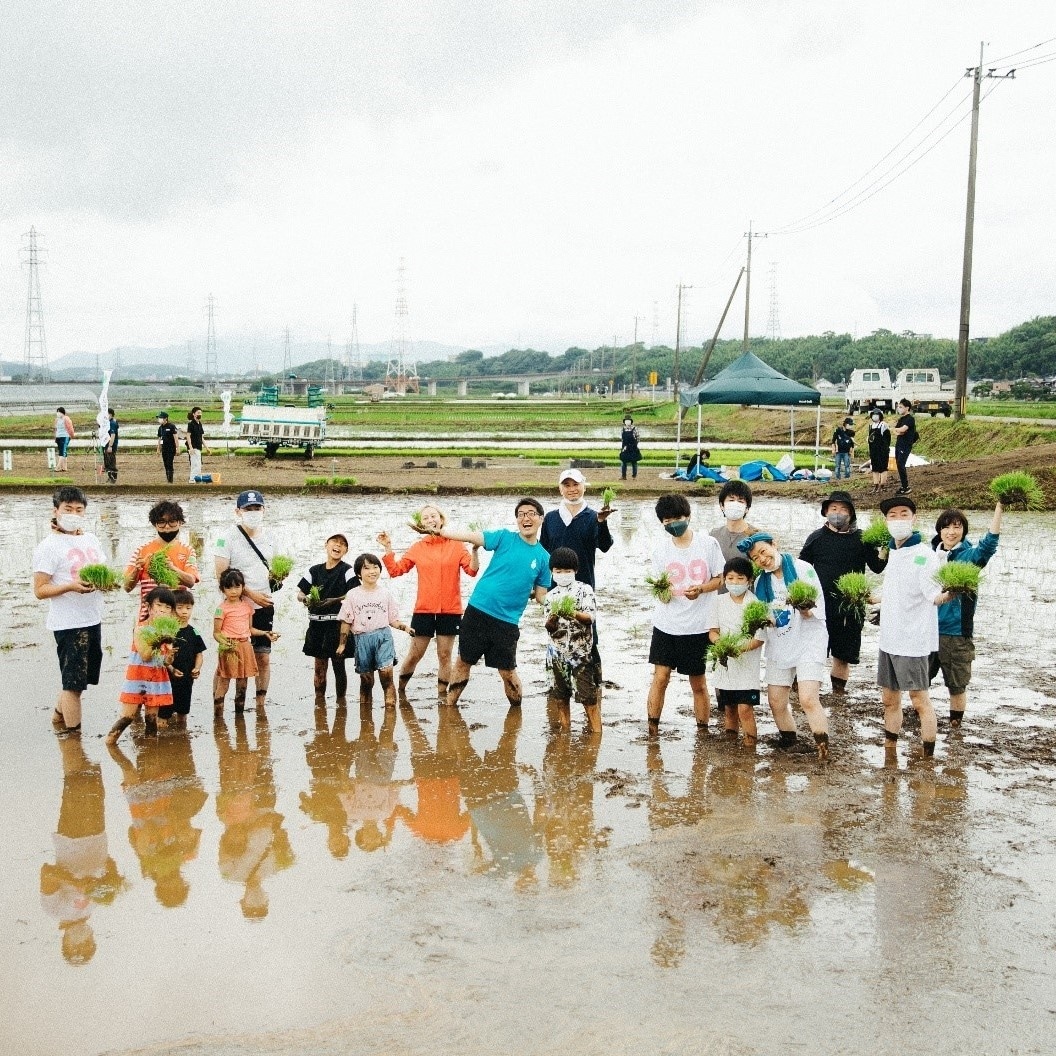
[987,35,1056,66]
[994,51,1056,73]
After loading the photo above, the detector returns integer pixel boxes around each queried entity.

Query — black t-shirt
[187,419,205,450]
[157,422,179,451]
[895,413,917,448]
[832,426,855,453]
[172,624,207,674]
[800,527,888,601]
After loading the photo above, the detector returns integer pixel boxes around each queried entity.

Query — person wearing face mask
[799,491,888,695]
[213,490,283,709]
[874,495,949,760]
[619,417,642,480]
[646,493,724,731]
[710,480,760,572]
[867,410,891,494]
[156,412,181,485]
[929,501,1002,729]
[32,487,107,734]
[124,500,200,625]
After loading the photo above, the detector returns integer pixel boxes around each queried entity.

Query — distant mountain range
[2,339,506,381]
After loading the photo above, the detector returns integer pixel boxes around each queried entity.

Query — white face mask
[726,582,749,597]
[551,571,576,587]
[240,510,264,530]
[56,513,85,533]
[887,519,914,541]
[723,501,747,521]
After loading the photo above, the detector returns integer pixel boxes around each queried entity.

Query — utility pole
[693,267,745,387]
[954,44,1014,420]
[743,223,767,352]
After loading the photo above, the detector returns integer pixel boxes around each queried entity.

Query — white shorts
[765,662,827,688]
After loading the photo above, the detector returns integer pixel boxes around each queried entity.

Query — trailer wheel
[942,405,952,418]
[265,443,278,459]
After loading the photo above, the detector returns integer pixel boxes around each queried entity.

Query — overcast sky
[1,0,1053,361]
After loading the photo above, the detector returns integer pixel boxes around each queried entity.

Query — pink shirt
[215,598,254,640]
[337,585,400,635]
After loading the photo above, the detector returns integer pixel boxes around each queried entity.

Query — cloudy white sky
[1,0,1053,362]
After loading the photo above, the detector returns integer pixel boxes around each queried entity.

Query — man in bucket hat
[799,490,888,695]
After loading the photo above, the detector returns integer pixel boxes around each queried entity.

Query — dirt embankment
[4,439,1055,512]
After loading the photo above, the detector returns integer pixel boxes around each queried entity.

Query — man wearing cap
[156,412,180,485]
[213,490,286,709]
[875,494,950,760]
[831,417,856,480]
[540,469,613,591]
[800,490,888,695]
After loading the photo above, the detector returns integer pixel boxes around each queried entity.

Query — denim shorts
[353,627,397,674]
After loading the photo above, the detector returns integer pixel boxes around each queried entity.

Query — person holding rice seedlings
[106,586,179,744]
[213,490,286,710]
[737,532,830,759]
[164,588,207,726]
[929,500,1002,729]
[707,557,765,743]
[32,487,107,735]
[799,490,888,696]
[335,553,414,709]
[378,504,480,705]
[543,547,601,732]
[297,533,360,706]
[646,493,724,731]
[212,568,278,716]
[874,495,950,760]
[414,498,552,710]
[709,480,761,572]
[540,469,613,591]
[124,500,200,625]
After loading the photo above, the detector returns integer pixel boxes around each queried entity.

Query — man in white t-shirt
[876,495,950,760]
[646,493,724,730]
[213,490,287,709]
[32,487,107,733]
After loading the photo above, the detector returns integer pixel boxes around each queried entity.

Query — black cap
[879,494,916,515]
[821,490,857,521]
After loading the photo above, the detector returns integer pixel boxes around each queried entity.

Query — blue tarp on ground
[736,460,789,482]
[673,465,729,483]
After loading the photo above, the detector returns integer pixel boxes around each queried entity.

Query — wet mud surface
[2,495,1054,1055]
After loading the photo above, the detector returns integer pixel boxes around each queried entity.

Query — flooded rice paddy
[2,493,1054,1055]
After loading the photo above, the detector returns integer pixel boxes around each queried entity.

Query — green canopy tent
[677,351,823,472]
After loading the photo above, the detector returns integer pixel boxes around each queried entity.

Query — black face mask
[158,529,180,543]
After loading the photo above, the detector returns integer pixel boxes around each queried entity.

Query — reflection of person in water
[461,708,543,887]
[340,705,400,853]
[299,701,356,858]
[40,736,125,964]
[532,729,604,887]
[106,733,207,908]
[215,715,295,918]
[393,703,471,846]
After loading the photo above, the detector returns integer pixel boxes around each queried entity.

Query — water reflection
[40,737,126,964]
[107,733,207,908]
[215,716,295,918]
[342,705,400,853]
[300,703,356,858]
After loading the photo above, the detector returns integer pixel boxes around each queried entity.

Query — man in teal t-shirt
[413,497,551,708]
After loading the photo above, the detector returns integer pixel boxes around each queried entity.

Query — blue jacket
[932,531,999,638]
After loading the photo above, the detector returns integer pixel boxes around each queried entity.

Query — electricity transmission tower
[766,262,781,340]
[282,327,293,390]
[324,336,336,390]
[345,303,361,381]
[21,227,49,381]
[204,294,218,384]
[385,259,419,394]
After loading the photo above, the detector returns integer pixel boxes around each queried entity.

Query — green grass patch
[0,476,73,486]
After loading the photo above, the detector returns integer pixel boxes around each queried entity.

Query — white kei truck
[239,386,328,458]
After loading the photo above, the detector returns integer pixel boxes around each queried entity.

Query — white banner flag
[96,369,113,445]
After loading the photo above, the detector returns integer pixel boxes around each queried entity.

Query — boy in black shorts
[162,588,206,726]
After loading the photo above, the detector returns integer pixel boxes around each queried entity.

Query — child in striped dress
[106,587,178,744]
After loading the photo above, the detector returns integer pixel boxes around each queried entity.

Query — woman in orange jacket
[377,504,479,704]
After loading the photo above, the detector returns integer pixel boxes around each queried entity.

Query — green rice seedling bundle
[216,635,236,655]
[859,519,891,547]
[147,548,180,587]
[935,561,981,597]
[786,580,819,610]
[410,511,424,527]
[740,600,772,636]
[306,585,322,609]
[835,572,872,622]
[709,632,747,671]
[645,571,674,603]
[550,595,578,619]
[601,487,618,509]
[78,564,122,592]
[139,616,182,650]
[467,520,484,532]
[989,471,1044,511]
[269,555,294,580]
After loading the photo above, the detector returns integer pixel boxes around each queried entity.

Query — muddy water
[2,494,1054,1056]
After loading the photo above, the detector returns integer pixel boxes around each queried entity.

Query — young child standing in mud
[335,553,413,708]
[707,557,764,743]
[162,588,207,726]
[106,587,178,744]
[544,547,601,732]
[213,568,278,716]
